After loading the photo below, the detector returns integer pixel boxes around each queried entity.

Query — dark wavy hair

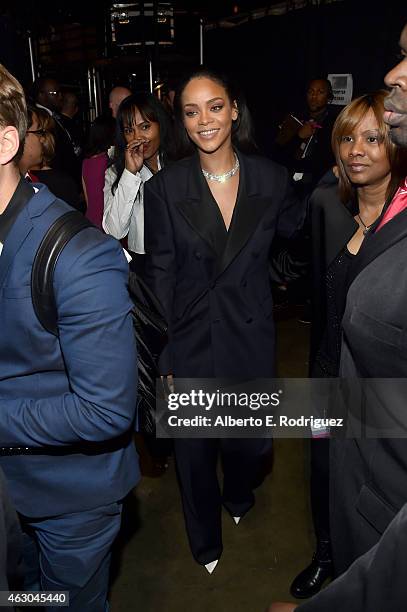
[111,92,174,194]
[173,67,257,157]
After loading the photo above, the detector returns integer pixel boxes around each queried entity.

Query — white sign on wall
[327,74,353,106]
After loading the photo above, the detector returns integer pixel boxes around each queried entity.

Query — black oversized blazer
[329,183,407,575]
[143,150,303,378]
[309,173,358,366]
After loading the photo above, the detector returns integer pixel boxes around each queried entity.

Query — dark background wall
[203,0,407,154]
[1,0,406,154]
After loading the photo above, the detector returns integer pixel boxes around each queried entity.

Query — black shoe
[290,546,332,599]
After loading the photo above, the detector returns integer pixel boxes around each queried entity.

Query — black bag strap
[31,211,93,336]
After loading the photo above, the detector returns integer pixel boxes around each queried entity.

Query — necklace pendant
[363,228,369,236]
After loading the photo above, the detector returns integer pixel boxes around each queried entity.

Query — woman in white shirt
[103,93,174,273]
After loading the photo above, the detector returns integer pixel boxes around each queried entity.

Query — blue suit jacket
[0,184,139,516]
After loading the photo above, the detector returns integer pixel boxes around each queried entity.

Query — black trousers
[173,437,273,565]
[310,437,330,543]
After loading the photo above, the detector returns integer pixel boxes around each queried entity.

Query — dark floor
[109,305,312,612]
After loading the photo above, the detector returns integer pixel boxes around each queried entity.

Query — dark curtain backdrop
[203,0,407,156]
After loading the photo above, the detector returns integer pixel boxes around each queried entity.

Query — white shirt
[103,164,155,254]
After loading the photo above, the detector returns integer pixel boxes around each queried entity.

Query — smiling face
[339,109,391,188]
[181,76,238,155]
[123,106,160,163]
[384,25,407,147]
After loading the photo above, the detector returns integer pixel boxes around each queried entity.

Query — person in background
[271,79,337,319]
[60,89,83,158]
[82,115,116,228]
[32,76,81,186]
[19,104,83,212]
[109,86,132,119]
[103,92,174,275]
[274,78,337,194]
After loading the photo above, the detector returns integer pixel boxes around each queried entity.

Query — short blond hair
[0,63,27,161]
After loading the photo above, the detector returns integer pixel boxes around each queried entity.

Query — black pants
[310,437,330,543]
[173,437,273,565]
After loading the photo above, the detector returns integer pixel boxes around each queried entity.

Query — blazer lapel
[216,151,270,277]
[347,206,407,290]
[0,205,33,288]
[324,201,358,268]
[174,155,226,258]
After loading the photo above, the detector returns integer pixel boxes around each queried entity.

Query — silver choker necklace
[201,154,239,183]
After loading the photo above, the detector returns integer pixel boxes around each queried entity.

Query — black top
[0,179,34,244]
[314,247,354,377]
[309,175,359,369]
[34,169,84,214]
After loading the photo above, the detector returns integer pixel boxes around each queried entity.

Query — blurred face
[339,109,391,188]
[384,25,407,147]
[110,87,131,119]
[181,77,238,155]
[19,114,44,172]
[123,107,160,163]
[307,80,330,114]
[39,79,62,112]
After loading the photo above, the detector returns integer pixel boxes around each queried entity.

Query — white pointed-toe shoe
[204,559,219,574]
[233,516,241,525]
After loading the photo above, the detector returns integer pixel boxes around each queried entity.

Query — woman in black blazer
[143,68,304,572]
[290,90,406,600]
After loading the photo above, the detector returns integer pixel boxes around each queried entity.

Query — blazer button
[195,251,202,259]
[241,280,247,287]
[246,317,253,324]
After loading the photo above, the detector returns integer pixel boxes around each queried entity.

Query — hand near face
[298,120,316,140]
[125,139,145,174]
[266,603,297,612]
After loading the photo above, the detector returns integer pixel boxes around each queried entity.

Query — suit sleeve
[296,503,407,612]
[0,232,138,446]
[143,176,176,375]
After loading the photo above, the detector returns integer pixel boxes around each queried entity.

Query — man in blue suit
[0,64,139,611]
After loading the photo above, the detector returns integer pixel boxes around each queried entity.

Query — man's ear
[0,126,20,165]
